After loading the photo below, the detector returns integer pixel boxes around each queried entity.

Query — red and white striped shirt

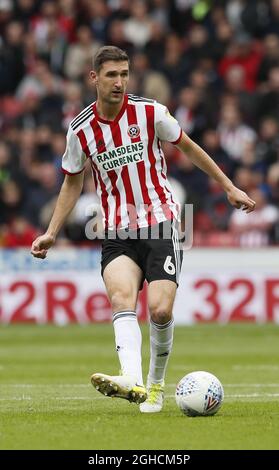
[62,94,182,230]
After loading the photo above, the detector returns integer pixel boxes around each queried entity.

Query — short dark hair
[93,46,129,73]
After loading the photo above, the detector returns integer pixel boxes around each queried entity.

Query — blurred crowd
[0,0,279,248]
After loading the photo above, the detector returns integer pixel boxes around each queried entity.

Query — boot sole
[91,374,147,404]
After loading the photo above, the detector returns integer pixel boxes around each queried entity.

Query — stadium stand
[0,0,278,248]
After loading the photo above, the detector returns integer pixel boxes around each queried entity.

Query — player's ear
[90,70,98,85]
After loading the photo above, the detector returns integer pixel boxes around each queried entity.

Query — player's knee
[111,289,134,312]
[149,303,172,325]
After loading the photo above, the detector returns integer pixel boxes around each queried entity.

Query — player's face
[93,60,129,105]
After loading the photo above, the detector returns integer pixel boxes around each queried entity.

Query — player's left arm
[176,132,256,213]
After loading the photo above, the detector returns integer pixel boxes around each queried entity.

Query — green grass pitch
[0,323,279,450]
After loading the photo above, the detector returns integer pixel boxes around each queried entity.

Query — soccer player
[31,46,256,413]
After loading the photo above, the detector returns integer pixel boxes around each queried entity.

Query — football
[175,371,224,417]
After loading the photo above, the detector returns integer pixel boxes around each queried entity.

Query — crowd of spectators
[0,0,279,248]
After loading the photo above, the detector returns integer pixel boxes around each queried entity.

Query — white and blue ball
[175,371,224,417]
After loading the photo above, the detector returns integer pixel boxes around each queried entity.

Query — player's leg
[103,254,144,384]
[140,280,177,412]
[91,254,147,404]
[147,279,177,382]
[140,222,183,412]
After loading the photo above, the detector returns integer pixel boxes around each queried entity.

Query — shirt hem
[61,167,85,175]
[170,128,183,145]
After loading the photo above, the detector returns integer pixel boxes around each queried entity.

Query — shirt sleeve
[154,103,182,144]
[61,126,87,175]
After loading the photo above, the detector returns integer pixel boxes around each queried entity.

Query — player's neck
[96,97,124,121]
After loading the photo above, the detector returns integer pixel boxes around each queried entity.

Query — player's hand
[31,233,55,259]
[226,186,256,213]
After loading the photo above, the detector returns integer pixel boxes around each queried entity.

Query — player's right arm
[31,172,84,259]
[31,124,87,259]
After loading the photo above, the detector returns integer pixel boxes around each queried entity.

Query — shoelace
[147,384,164,404]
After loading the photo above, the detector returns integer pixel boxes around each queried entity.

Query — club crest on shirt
[127,124,140,138]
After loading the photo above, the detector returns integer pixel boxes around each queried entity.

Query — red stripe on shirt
[90,118,106,154]
[145,105,173,221]
[76,128,90,158]
[90,159,109,229]
[107,168,121,228]
[157,138,179,217]
[127,104,157,226]
[92,121,122,228]
[91,164,98,191]
[110,120,137,228]
[89,119,110,227]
